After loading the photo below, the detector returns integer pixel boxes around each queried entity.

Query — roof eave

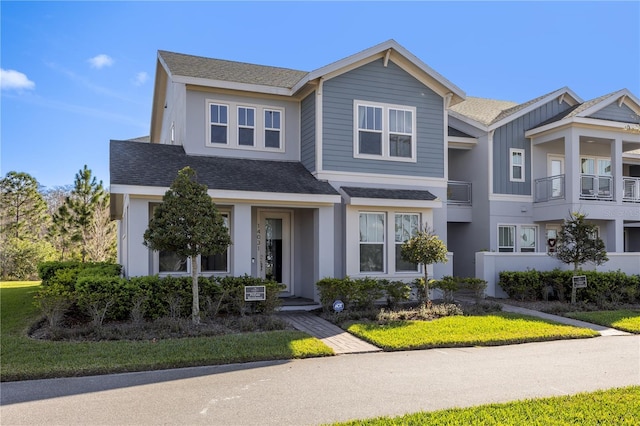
[175,76,294,96]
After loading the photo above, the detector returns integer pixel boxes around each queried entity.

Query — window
[389,109,413,158]
[395,213,419,271]
[264,109,281,149]
[519,226,537,252]
[499,224,538,252]
[159,251,188,272]
[238,107,255,146]
[510,149,525,182]
[498,225,515,252]
[209,103,228,144]
[359,213,385,272]
[358,105,382,155]
[355,101,416,161]
[201,213,230,273]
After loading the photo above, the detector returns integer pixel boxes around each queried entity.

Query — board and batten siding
[589,102,640,124]
[300,92,316,172]
[321,59,445,178]
[493,100,573,195]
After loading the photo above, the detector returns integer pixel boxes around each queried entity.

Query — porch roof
[341,186,437,201]
[110,140,339,196]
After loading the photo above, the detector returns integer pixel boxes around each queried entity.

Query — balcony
[623,177,640,202]
[535,174,640,203]
[447,181,472,205]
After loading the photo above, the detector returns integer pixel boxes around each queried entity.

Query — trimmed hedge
[34,262,286,324]
[316,277,411,312]
[499,269,640,305]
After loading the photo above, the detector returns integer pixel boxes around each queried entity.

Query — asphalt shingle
[110,140,339,196]
[341,186,437,201]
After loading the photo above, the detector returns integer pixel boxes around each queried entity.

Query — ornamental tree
[400,225,448,304]
[551,211,608,272]
[143,167,231,324]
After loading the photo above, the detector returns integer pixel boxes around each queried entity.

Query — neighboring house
[110,40,640,301]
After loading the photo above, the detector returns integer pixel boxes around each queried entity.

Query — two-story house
[110,40,640,301]
[447,88,640,295]
[110,40,463,302]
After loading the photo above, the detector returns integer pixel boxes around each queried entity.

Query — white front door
[257,210,292,293]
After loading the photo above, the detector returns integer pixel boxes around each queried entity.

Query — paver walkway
[279,312,381,354]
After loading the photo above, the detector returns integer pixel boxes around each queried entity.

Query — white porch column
[128,198,151,277]
[314,205,335,301]
[232,204,252,276]
[564,128,580,203]
[612,136,623,203]
[612,219,624,253]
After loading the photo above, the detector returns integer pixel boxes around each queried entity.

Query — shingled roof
[158,50,309,89]
[110,140,338,196]
[341,186,437,201]
[449,97,518,126]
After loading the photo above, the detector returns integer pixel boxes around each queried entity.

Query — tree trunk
[191,256,200,324]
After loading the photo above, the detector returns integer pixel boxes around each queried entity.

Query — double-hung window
[209,103,228,144]
[264,109,281,149]
[201,213,230,273]
[355,101,416,161]
[238,106,255,146]
[359,213,385,272]
[510,148,525,182]
[498,225,516,252]
[395,213,419,271]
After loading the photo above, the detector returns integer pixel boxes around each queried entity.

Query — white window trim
[264,108,283,150]
[359,211,386,274]
[510,148,525,182]
[353,100,417,163]
[394,212,420,273]
[206,99,285,152]
[580,155,611,176]
[208,102,229,146]
[200,211,231,275]
[498,224,538,253]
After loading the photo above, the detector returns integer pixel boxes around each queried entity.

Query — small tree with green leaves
[401,225,449,305]
[551,211,608,272]
[143,167,231,324]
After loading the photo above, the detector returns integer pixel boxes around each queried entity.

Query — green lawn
[331,386,640,425]
[565,310,640,333]
[0,282,333,381]
[346,313,599,351]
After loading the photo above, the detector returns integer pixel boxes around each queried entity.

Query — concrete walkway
[279,312,381,354]
[499,303,630,336]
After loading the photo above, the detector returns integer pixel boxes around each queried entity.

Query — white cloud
[88,54,114,69]
[0,68,35,91]
[134,71,148,86]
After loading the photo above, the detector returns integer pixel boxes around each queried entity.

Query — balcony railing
[623,177,640,203]
[535,174,565,202]
[447,181,472,205]
[580,174,613,200]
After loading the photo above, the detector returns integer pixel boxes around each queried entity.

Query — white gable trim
[579,89,640,118]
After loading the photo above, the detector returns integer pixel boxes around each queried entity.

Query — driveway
[2,334,638,425]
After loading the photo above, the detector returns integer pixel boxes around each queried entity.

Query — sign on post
[572,275,587,289]
[244,285,266,301]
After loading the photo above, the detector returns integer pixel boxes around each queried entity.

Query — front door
[548,155,565,198]
[258,210,292,293]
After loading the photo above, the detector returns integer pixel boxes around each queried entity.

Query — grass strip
[1,282,333,382]
[346,312,599,351]
[565,310,640,333]
[331,386,640,425]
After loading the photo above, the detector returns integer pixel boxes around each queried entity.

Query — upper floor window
[207,100,284,151]
[238,106,255,146]
[209,103,228,144]
[264,109,281,149]
[510,149,525,182]
[354,101,416,162]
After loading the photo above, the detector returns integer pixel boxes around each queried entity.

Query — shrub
[351,277,384,310]
[434,276,459,303]
[75,276,124,326]
[33,283,74,328]
[316,277,354,312]
[381,280,412,308]
[499,270,543,301]
[460,277,488,303]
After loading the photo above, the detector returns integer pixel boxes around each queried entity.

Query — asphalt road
[1,335,639,425]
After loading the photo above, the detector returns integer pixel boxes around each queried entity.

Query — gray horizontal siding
[322,59,444,178]
[493,100,572,195]
[589,102,640,124]
[301,92,316,172]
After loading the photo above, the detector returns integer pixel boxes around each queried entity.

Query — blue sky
[2,1,639,189]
